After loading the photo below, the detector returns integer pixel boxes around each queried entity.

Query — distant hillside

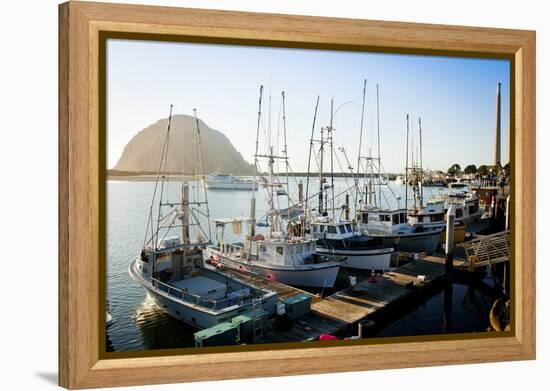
[113,114,254,175]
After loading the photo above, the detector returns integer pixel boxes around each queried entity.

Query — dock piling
[445,205,456,275]
[505,195,511,231]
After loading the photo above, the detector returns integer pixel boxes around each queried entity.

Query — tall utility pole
[494,82,502,167]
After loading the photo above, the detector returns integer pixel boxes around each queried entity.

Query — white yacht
[129,106,277,330]
[205,173,256,190]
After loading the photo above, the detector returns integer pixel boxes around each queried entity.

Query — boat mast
[250,85,263,238]
[268,145,276,235]
[281,91,290,208]
[156,104,174,249]
[193,108,212,241]
[305,96,320,216]
[404,114,409,212]
[376,84,382,206]
[418,117,424,207]
[355,79,367,212]
[329,98,335,220]
[319,126,325,215]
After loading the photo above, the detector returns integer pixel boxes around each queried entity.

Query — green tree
[477,165,489,176]
[464,164,477,175]
[447,163,461,177]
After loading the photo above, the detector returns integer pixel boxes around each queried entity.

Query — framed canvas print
[58,1,536,389]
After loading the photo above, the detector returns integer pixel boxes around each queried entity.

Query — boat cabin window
[345,223,353,233]
[380,214,391,222]
[400,212,406,223]
[430,213,444,222]
[259,244,267,253]
[327,225,337,234]
[469,202,478,214]
[392,213,399,225]
[456,208,463,218]
[361,212,368,223]
[338,225,346,234]
[276,246,284,256]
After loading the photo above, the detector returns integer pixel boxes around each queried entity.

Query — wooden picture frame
[59,1,536,388]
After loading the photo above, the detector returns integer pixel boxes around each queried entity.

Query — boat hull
[129,260,277,329]
[382,230,442,254]
[315,247,398,270]
[207,249,340,288]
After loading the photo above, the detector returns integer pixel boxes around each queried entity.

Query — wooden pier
[214,232,510,344]
[310,258,447,325]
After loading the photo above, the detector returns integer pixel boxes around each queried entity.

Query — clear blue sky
[107,39,510,173]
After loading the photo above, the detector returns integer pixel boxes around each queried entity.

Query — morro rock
[113,114,254,175]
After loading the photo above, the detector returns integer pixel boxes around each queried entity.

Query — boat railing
[151,277,255,310]
[221,242,245,256]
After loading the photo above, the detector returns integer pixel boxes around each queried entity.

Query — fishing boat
[407,182,483,230]
[204,172,255,190]
[207,87,343,288]
[352,84,442,255]
[357,206,443,254]
[310,215,398,269]
[302,88,397,270]
[129,106,278,329]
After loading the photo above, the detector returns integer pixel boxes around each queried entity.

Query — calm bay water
[106,178,495,352]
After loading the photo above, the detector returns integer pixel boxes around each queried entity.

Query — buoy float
[319,333,338,341]
[368,268,377,283]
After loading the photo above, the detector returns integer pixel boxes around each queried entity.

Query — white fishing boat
[407,183,483,229]
[208,222,342,288]
[356,89,443,254]
[301,89,397,270]
[129,106,277,330]
[207,87,343,288]
[310,215,398,270]
[357,206,443,254]
[204,173,255,190]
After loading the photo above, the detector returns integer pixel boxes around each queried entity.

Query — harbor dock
[200,229,510,346]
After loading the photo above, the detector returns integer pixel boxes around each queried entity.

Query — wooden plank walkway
[311,258,447,324]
